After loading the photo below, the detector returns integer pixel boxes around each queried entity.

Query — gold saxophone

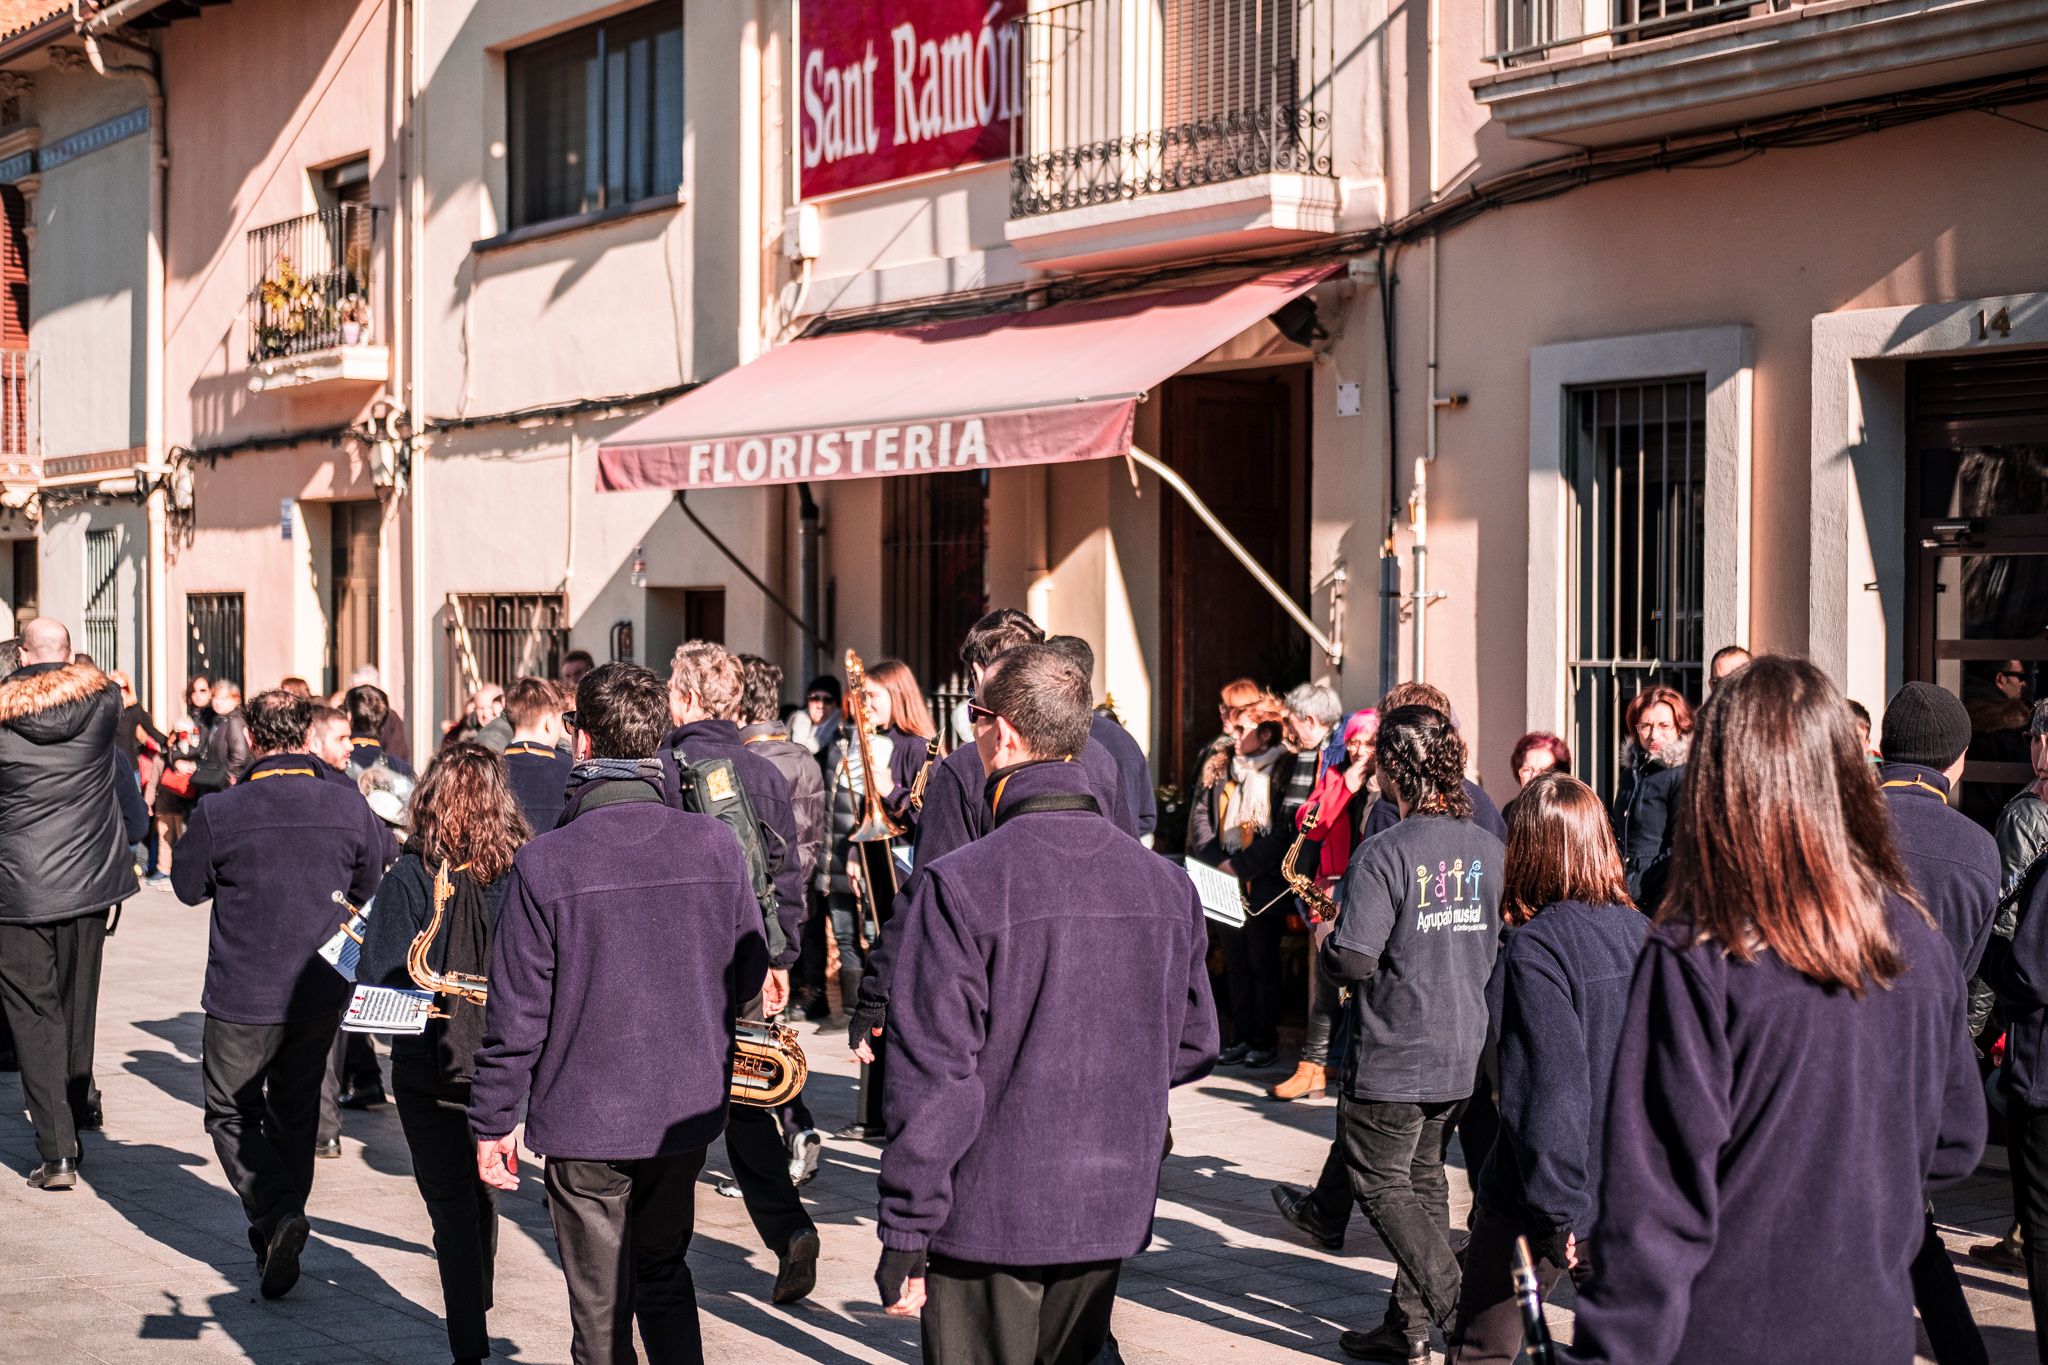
[731,1020,810,1108]
[408,858,489,1018]
[1281,807,1341,922]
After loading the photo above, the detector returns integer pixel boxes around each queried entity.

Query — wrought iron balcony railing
[1490,0,1781,66]
[1010,0,1336,219]
[246,203,383,365]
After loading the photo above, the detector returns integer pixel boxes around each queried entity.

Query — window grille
[186,593,245,693]
[83,528,117,670]
[883,471,988,749]
[507,4,683,230]
[445,592,568,713]
[1566,378,1706,802]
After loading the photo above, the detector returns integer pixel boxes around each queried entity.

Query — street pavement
[0,880,2031,1363]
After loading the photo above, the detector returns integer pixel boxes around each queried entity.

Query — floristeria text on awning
[594,263,1339,492]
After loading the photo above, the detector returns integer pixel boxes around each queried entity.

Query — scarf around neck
[1222,744,1286,854]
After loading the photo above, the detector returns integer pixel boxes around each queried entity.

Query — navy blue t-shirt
[1333,813,1504,1103]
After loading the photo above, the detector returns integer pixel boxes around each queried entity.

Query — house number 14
[1977,306,2013,340]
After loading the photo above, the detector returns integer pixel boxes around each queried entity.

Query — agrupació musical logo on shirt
[1413,857,1489,932]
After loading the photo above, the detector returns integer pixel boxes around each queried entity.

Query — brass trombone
[843,649,903,941]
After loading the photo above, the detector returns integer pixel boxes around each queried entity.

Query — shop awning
[595,262,1339,492]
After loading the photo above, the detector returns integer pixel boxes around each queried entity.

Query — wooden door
[328,502,380,695]
[1158,367,1310,799]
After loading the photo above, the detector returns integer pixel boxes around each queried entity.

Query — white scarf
[1221,745,1285,854]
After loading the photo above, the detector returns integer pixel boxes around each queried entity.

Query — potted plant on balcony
[338,294,372,346]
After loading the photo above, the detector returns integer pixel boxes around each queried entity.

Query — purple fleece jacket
[878,759,1218,1265]
[171,753,387,1025]
[660,719,804,967]
[1565,897,1984,1365]
[467,788,768,1160]
[912,733,1135,867]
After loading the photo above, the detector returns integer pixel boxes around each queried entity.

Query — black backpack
[673,752,784,956]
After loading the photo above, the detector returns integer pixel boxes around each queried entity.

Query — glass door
[1906,353,2048,828]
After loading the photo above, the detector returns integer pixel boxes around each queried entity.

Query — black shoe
[26,1158,76,1191]
[259,1216,310,1299]
[1270,1183,1344,1250]
[834,1121,885,1142]
[74,1102,103,1133]
[1243,1048,1278,1069]
[1217,1041,1250,1066]
[336,1086,386,1110]
[772,1227,820,1305]
[314,1137,342,1160]
[1338,1323,1429,1362]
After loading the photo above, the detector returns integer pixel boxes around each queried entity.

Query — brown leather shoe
[1269,1061,1326,1101]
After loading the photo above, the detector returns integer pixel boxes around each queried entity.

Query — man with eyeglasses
[872,643,1217,1358]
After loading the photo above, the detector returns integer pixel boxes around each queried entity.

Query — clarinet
[1513,1236,1558,1365]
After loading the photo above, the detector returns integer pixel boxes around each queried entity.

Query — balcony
[245,203,390,393]
[0,349,37,488]
[1005,0,1343,270]
[1476,0,2048,146]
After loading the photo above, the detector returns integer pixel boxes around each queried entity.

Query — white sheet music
[1183,859,1246,927]
[341,985,435,1035]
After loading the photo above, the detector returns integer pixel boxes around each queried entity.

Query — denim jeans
[1339,1094,1468,1333]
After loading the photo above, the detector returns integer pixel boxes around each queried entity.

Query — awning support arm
[1125,446,1343,666]
[674,491,830,656]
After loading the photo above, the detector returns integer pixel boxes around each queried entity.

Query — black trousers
[1909,1203,1987,1365]
[546,1148,707,1365]
[2008,1098,2048,1363]
[922,1255,1121,1365]
[318,1029,384,1144]
[201,1011,339,1241]
[1339,1095,1467,1333]
[1217,911,1284,1051]
[795,895,830,1003]
[1444,1205,1571,1364]
[0,910,109,1161]
[393,1058,498,1362]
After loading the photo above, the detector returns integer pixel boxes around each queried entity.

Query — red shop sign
[799,0,1026,199]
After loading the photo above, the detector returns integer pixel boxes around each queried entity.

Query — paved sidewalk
[0,882,2030,1362]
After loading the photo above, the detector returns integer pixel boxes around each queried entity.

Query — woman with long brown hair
[1444,773,1645,1364]
[863,657,938,829]
[359,742,530,1365]
[1566,657,1984,1364]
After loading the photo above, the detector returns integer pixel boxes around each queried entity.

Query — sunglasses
[560,711,578,732]
[806,693,836,704]
[1998,670,2026,681]
[967,701,1003,727]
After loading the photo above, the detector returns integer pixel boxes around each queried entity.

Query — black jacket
[741,721,827,891]
[1610,748,1685,900]
[0,662,140,923]
[1187,749,1304,917]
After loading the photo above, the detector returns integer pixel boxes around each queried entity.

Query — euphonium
[408,858,489,1019]
[1280,807,1341,922]
[731,1019,809,1108]
[844,649,905,844]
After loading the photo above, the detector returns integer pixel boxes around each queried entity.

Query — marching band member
[359,744,529,1365]
[470,664,767,1365]
[1321,703,1504,1363]
[874,643,1217,1361]
[171,690,387,1300]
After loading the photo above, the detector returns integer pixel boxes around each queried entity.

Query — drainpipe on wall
[77,18,168,716]
[401,0,430,746]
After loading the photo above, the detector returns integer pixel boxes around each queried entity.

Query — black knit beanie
[1880,682,1973,770]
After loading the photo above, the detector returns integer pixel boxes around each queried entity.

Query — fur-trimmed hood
[0,661,116,742]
